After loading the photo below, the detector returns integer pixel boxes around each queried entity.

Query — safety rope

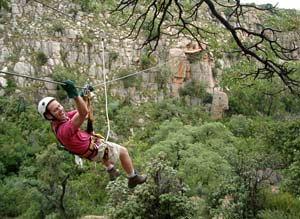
[101,37,111,141]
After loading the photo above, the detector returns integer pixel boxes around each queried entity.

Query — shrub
[108,50,119,68]
[258,190,300,219]
[258,210,298,219]
[52,22,64,34]
[202,92,213,104]
[155,66,173,88]
[36,51,48,66]
[117,68,141,89]
[105,153,199,219]
[139,54,155,70]
[80,0,101,13]
[179,81,212,103]
[4,79,16,95]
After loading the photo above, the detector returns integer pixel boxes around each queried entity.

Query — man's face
[46,100,68,121]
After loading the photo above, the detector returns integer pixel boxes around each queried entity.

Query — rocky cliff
[3,0,297,119]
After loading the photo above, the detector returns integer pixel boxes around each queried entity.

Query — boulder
[211,90,229,120]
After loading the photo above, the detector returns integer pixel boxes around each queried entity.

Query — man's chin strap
[45,110,58,121]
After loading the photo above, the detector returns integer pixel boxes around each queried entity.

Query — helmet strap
[44,110,57,121]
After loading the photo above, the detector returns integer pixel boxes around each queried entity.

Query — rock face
[169,48,189,97]
[0,74,8,96]
[211,89,229,120]
[13,60,35,88]
[168,42,228,117]
[8,1,288,118]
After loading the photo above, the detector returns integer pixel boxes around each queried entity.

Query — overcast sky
[240,0,300,10]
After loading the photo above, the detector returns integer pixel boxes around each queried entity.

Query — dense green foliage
[105,154,197,219]
[1,83,300,218]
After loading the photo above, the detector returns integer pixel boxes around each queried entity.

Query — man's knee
[119,146,129,156]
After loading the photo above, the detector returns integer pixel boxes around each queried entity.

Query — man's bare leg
[118,146,135,175]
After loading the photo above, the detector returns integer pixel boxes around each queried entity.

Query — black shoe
[107,167,120,181]
[128,174,147,188]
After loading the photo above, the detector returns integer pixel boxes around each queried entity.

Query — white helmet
[38,97,55,120]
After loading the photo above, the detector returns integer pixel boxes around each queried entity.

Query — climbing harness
[81,135,97,159]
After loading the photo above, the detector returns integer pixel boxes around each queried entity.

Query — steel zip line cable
[0,56,184,89]
[0,70,84,88]
[32,0,86,26]
[92,59,175,88]
[32,0,101,32]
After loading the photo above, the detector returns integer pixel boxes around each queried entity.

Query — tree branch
[112,0,300,93]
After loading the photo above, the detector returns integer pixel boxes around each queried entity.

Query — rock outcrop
[11,1,299,118]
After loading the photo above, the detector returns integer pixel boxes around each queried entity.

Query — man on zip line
[38,80,147,188]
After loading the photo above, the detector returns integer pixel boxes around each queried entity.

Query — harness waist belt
[81,135,109,160]
[81,136,96,159]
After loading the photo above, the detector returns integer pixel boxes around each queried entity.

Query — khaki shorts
[91,139,121,164]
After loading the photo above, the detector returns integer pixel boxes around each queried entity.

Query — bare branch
[112,0,300,93]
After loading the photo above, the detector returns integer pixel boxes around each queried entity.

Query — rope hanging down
[101,37,111,141]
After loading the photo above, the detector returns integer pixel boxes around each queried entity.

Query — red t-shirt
[51,110,91,155]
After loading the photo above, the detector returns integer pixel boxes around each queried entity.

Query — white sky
[240,0,300,10]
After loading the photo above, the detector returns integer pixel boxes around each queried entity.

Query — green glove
[61,80,78,98]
